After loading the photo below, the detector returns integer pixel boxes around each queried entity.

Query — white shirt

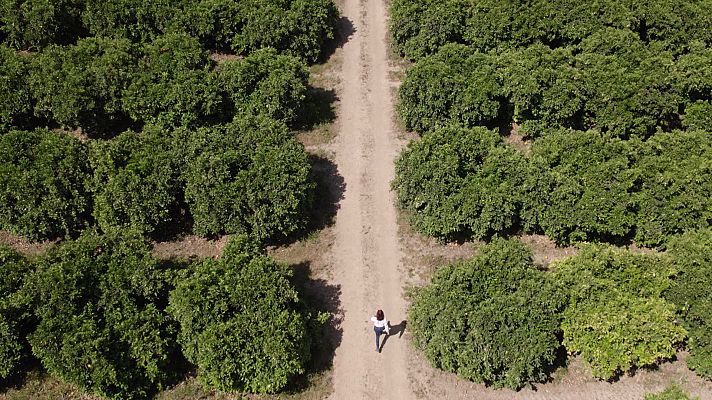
[371,316,388,328]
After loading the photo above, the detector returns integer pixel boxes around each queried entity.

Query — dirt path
[328,0,412,398]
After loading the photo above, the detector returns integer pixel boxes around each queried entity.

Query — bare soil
[0,231,56,258]
[325,0,411,398]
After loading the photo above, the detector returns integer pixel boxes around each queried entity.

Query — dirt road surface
[328,0,411,398]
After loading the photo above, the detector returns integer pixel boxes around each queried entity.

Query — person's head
[376,309,384,321]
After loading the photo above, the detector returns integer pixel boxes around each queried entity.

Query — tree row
[0,233,326,398]
[1,0,338,62]
[390,0,712,60]
[410,232,712,389]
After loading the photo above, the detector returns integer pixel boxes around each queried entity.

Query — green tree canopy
[168,235,313,393]
[394,125,526,240]
[553,244,686,379]
[0,129,92,241]
[664,229,712,379]
[25,231,177,399]
[182,115,314,241]
[0,245,34,379]
[409,238,565,389]
[89,129,180,237]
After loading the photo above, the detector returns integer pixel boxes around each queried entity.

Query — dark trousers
[374,326,385,351]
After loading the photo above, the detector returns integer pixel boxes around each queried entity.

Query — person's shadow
[379,320,407,352]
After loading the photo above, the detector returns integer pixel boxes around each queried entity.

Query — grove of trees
[409,239,564,389]
[393,0,712,388]
[410,234,712,388]
[0,233,324,398]
[391,0,712,247]
[0,0,338,398]
[1,0,338,243]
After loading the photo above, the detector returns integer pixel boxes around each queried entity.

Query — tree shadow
[307,154,345,230]
[288,262,343,390]
[318,16,356,63]
[379,320,407,352]
[294,86,338,131]
[538,344,570,387]
[0,358,44,393]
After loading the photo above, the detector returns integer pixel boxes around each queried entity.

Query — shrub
[683,101,712,131]
[218,0,339,62]
[28,37,138,134]
[498,45,584,129]
[645,385,698,400]
[393,125,526,240]
[676,46,712,101]
[389,0,468,60]
[121,33,222,128]
[82,0,178,44]
[80,0,339,62]
[168,235,313,393]
[398,40,693,137]
[182,116,314,241]
[25,231,177,399]
[553,244,686,379]
[409,239,564,389]
[0,245,34,379]
[521,129,638,244]
[0,129,92,241]
[0,315,22,379]
[0,46,33,131]
[216,48,308,124]
[634,130,712,247]
[389,0,712,60]
[575,46,683,137]
[0,0,86,49]
[664,229,712,379]
[397,44,502,134]
[89,129,180,237]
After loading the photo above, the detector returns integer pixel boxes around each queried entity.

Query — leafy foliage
[185,0,339,62]
[0,245,34,379]
[121,33,222,128]
[0,129,92,241]
[216,48,308,124]
[0,46,33,131]
[683,101,712,131]
[394,126,526,240]
[390,0,712,60]
[28,37,138,134]
[521,129,638,244]
[634,131,712,247]
[396,44,502,134]
[409,238,565,389]
[553,245,686,379]
[89,129,180,237]
[397,39,705,138]
[645,385,698,400]
[168,235,314,393]
[1,0,339,62]
[0,0,86,49]
[182,116,314,241]
[664,229,712,379]
[82,0,178,44]
[25,231,177,399]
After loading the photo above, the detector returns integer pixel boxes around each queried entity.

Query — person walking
[371,309,389,352]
